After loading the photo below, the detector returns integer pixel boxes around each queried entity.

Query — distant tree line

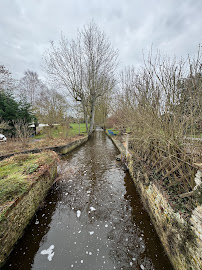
[0,65,34,136]
[0,64,69,138]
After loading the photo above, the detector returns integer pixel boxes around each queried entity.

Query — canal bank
[2,130,173,270]
[107,133,201,270]
[0,136,89,267]
[0,135,88,161]
[0,151,58,267]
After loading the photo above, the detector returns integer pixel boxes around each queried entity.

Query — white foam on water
[40,245,55,261]
[76,210,81,218]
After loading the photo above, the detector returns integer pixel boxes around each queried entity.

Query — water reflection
[2,131,173,270]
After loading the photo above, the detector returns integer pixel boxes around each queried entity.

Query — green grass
[69,123,88,136]
[34,126,63,139]
[0,152,56,207]
[34,123,88,139]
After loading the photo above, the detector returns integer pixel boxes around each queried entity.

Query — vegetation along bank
[0,151,58,266]
[107,131,202,270]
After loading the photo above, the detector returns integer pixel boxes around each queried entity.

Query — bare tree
[18,70,44,106]
[0,118,10,132]
[35,88,68,138]
[43,22,118,135]
[0,64,14,92]
[13,119,33,146]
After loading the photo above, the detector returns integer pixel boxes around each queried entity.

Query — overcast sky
[0,0,201,80]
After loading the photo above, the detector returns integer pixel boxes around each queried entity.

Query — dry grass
[0,136,82,156]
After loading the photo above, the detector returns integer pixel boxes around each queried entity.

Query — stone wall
[0,158,57,266]
[109,135,202,270]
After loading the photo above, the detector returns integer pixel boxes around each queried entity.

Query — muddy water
[2,131,173,270]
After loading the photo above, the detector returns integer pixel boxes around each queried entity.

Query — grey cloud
[0,0,201,79]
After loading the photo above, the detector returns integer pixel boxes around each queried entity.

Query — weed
[0,151,57,208]
[25,164,39,174]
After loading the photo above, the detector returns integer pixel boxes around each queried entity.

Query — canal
[2,130,173,270]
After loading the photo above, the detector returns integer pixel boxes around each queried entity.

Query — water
[2,131,173,270]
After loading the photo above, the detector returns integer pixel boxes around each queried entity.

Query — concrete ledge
[0,136,88,161]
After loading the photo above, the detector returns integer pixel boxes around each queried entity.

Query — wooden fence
[129,138,198,196]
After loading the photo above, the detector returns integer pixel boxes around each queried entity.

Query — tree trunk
[82,99,89,134]
[89,96,96,134]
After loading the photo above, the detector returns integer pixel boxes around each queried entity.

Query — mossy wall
[0,136,89,266]
[0,159,57,266]
[110,136,202,270]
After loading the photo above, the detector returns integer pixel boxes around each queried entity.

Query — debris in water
[35,219,39,225]
[40,245,55,261]
[89,231,94,235]
[140,265,145,270]
[90,206,96,211]
[76,210,81,218]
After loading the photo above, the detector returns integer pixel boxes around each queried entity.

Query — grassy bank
[0,123,88,156]
[69,123,89,136]
[0,151,58,219]
[35,123,88,139]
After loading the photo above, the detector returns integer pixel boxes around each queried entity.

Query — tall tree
[43,22,118,135]
[0,64,14,92]
[35,88,68,127]
[18,70,44,106]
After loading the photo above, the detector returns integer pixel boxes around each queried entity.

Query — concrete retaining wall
[0,156,57,266]
[0,136,88,161]
[109,135,202,270]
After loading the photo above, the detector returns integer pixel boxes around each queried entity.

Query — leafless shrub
[0,118,10,133]
[111,48,201,194]
[13,120,33,146]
